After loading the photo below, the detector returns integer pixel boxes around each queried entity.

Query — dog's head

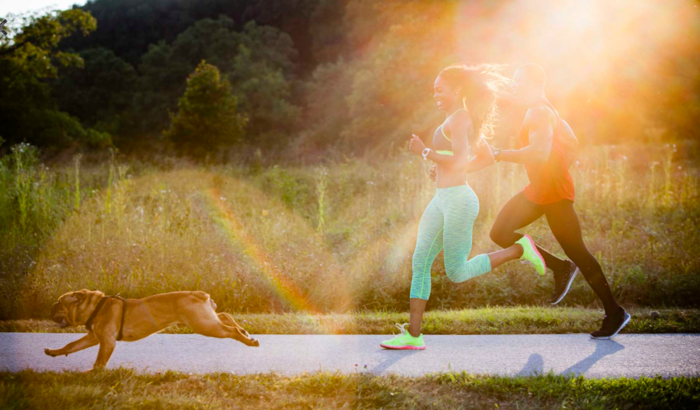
[51,289,104,328]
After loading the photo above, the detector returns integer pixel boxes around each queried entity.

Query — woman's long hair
[438,64,512,141]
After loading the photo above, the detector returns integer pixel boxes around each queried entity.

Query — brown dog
[45,289,259,371]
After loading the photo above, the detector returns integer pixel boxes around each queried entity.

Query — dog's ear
[64,290,89,305]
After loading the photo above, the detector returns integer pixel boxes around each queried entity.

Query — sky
[1,0,87,19]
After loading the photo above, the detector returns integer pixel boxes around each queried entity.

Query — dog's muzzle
[51,303,70,328]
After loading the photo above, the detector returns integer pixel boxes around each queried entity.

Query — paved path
[2,333,699,378]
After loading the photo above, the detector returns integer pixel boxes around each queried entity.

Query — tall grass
[0,141,698,319]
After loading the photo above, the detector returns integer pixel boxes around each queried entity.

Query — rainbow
[205,186,323,314]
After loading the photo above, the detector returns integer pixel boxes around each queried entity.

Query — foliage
[1,0,697,154]
[297,57,354,153]
[51,48,137,139]
[163,61,247,156]
[134,18,300,145]
[0,10,110,149]
[59,0,323,67]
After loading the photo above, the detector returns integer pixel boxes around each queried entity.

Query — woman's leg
[408,196,444,337]
[409,298,428,339]
[441,185,524,282]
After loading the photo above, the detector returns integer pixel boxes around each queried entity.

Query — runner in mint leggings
[380,64,547,350]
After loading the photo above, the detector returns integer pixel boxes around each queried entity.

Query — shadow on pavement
[371,349,421,374]
[516,353,545,376]
[562,338,625,377]
[515,338,626,377]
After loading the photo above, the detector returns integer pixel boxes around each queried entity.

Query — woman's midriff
[435,165,468,188]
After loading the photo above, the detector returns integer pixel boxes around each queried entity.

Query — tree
[163,61,247,157]
[135,18,300,147]
[298,57,353,152]
[0,9,110,149]
[59,0,323,70]
[229,43,301,146]
[52,48,137,140]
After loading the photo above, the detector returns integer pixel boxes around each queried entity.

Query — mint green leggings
[410,184,492,300]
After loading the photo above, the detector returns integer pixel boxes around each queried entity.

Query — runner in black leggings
[489,63,631,339]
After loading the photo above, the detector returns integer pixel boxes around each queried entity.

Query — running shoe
[380,323,426,350]
[516,234,547,276]
[550,261,579,305]
[590,308,631,339]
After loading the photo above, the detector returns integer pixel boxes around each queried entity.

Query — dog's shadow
[516,338,626,377]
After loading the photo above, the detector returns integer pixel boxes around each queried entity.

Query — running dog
[45,289,259,371]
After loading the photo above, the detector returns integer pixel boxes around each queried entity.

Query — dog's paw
[251,338,260,347]
[44,348,58,357]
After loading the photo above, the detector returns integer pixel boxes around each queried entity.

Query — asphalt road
[2,333,699,378]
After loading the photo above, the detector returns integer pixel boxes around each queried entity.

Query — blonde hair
[438,64,512,140]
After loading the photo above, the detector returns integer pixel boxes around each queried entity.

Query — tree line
[1,0,698,158]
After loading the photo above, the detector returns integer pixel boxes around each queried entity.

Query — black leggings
[490,192,622,315]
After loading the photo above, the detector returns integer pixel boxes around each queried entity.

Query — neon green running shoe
[516,234,547,276]
[380,323,426,350]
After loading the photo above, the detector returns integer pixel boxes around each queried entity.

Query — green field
[1,369,698,410]
[1,143,699,320]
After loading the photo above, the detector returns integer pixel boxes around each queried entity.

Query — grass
[2,306,698,335]
[1,368,698,409]
[1,141,699,320]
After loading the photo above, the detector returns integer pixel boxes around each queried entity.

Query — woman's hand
[464,137,496,173]
[409,134,426,156]
[429,164,437,181]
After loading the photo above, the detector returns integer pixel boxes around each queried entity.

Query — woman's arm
[464,137,495,173]
[409,110,472,170]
